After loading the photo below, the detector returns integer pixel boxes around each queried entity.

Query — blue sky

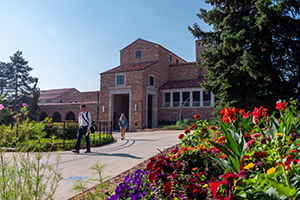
[0,0,212,92]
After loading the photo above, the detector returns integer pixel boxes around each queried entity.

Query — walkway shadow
[91,152,143,159]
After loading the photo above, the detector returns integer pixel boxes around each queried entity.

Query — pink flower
[13,115,19,121]
[22,103,27,107]
[251,133,261,138]
[0,104,4,111]
[246,139,255,147]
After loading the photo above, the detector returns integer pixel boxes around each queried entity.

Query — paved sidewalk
[45,129,182,199]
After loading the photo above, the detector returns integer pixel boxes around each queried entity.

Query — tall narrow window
[164,93,170,107]
[203,92,211,106]
[149,75,154,87]
[183,92,190,107]
[193,91,200,106]
[116,75,125,86]
[135,51,142,59]
[168,54,172,62]
[173,92,180,107]
[176,59,179,64]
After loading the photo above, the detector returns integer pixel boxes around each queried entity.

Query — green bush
[162,118,197,130]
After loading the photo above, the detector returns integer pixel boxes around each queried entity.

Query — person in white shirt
[72,105,92,154]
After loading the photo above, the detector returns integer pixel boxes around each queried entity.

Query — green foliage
[189,0,300,112]
[0,148,62,199]
[162,118,197,130]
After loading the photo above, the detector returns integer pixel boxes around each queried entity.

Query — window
[168,54,172,62]
[69,100,73,103]
[173,92,180,107]
[135,51,142,59]
[60,100,62,103]
[183,92,190,107]
[74,100,78,103]
[116,75,125,85]
[193,91,200,106]
[164,93,170,107]
[176,59,179,64]
[203,92,211,106]
[149,75,154,87]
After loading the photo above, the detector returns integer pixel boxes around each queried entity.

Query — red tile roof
[159,76,206,89]
[82,91,100,97]
[102,61,159,74]
[169,62,197,67]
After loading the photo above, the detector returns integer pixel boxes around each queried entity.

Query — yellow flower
[267,167,277,175]
[244,163,255,170]
[234,177,242,188]
[275,133,283,137]
[202,184,208,188]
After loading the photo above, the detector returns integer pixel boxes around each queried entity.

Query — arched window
[40,112,48,121]
[65,111,75,121]
[52,112,61,122]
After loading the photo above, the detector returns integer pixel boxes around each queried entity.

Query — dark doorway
[66,111,75,121]
[40,112,48,121]
[147,94,152,128]
[113,94,129,130]
[52,112,61,122]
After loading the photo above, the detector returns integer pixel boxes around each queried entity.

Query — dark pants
[74,126,90,152]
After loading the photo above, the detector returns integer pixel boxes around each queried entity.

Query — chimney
[195,39,211,61]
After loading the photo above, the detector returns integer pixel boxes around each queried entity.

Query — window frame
[115,74,126,86]
[168,54,172,62]
[135,51,142,59]
[149,74,155,87]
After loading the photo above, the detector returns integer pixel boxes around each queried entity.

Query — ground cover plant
[108,100,300,199]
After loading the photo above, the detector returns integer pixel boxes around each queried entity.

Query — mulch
[68,143,181,200]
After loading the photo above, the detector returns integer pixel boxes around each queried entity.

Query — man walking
[72,105,92,154]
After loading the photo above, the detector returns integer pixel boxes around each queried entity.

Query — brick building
[99,38,216,131]
[38,88,99,122]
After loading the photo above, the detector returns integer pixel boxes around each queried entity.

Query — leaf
[164,181,172,194]
[149,172,156,183]
[224,130,240,158]
[266,117,279,139]
[210,156,229,171]
[211,141,235,158]
[229,155,240,172]
[263,176,298,199]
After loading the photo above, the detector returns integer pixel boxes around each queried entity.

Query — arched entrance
[52,112,61,122]
[65,111,75,121]
[40,112,48,121]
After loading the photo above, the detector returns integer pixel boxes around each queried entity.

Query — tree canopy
[189,0,300,111]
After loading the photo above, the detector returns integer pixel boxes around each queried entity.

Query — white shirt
[78,111,92,129]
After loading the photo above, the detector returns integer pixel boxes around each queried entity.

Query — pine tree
[0,62,7,97]
[189,0,300,111]
[6,51,35,111]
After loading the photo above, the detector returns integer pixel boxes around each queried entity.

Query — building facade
[99,38,216,131]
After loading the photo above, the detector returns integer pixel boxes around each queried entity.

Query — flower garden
[108,100,300,200]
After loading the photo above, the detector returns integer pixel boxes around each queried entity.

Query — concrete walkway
[45,129,182,199]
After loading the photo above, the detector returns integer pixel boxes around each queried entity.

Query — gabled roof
[39,88,79,100]
[101,61,159,74]
[82,91,100,97]
[159,76,205,90]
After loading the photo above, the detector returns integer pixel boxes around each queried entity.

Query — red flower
[276,101,287,110]
[190,124,196,129]
[209,126,216,131]
[164,181,172,194]
[170,149,178,154]
[220,107,237,123]
[291,150,297,154]
[178,134,184,139]
[184,129,190,134]
[194,114,200,120]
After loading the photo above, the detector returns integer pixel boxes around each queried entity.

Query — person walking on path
[72,105,92,154]
[118,113,128,140]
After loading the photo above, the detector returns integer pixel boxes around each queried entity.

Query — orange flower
[192,167,198,171]
[184,129,190,134]
[190,124,196,129]
[218,136,225,143]
[178,134,184,139]
[170,154,178,160]
[194,114,200,120]
[209,126,216,131]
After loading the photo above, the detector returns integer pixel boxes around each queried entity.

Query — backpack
[82,112,98,133]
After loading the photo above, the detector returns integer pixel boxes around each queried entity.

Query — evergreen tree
[6,51,35,111]
[189,0,300,111]
[0,62,7,97]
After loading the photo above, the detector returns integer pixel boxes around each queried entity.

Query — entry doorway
[113,94,129,130]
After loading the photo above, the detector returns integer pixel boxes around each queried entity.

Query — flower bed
[108,100,300,200]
